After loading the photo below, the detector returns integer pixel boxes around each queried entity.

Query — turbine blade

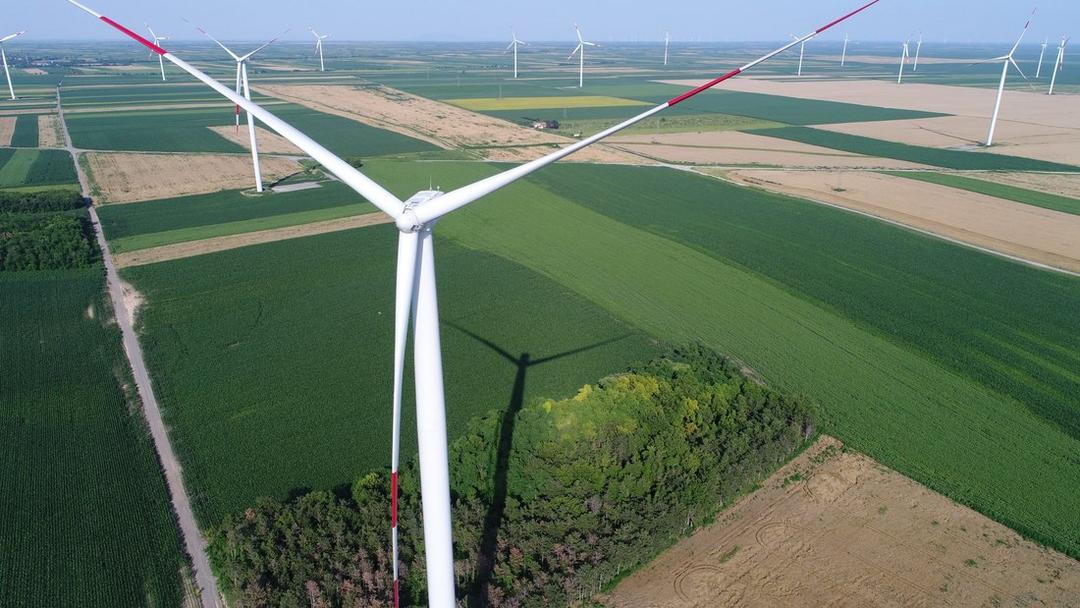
[1009,57,1037,89]
[66,0,405,220]
[968,56,1009,67]
[568,44,582,59]
[1009,8,1037,57]
[389,229,422,608]
[415,0,883,224]
[575,23,584,43]
[242,29,290,61]
[186,20,241,61]
[0,31,26,43]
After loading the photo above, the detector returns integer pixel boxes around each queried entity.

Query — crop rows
[0,269,187,607]
[0,149,79,189]
[11,115,39,148]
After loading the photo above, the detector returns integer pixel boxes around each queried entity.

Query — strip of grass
[361,159,1080,559]
[884,171,1080,216]
[97,181,366,242]
[0,269,187,607]
[25,149,78,186]
[557,113,783,137]
[751,126,1080,172]
[11,114,40,147]
[0,149,38,187]
[110,203,377,253]
[446,96,650,112]
[123,229,659,525]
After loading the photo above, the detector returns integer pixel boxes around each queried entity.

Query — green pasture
[0,149,79,189]
[11,115,39,147]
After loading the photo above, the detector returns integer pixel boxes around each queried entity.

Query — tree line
[208,345,817,607]
[0,190,97,272]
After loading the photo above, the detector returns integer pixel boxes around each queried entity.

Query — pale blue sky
[9,1,1078,43]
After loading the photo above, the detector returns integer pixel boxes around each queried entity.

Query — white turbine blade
[1009,56,1037,90]
[1008,8,1036,57]
[241,29,290,61]
[412,0,883,225]
[68,0,404,220]
[583,41,598,47]
[506,40,515,52]
[389,229,421,608]
[575,23,585,43]
[187,20,241,61]
[310,28,321,39]
[568,44,582,59]
[0,31,26,44]
[145,23,157,39]
[969,55,1009,67]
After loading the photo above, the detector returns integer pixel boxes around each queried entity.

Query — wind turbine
[1048,35,1068,95]
[897,36,911,83]
[912,33,923,71]
[664,30,671,66]
[145,24,169,81]
[65,1,883,606]
[191,23,288,193]
[310,28,329,71]
[841,33,850,67]
[977,9,1036,146]
[793,35,806,76]
[569,23,598,88]
[0,31,25,101]
[507,29,526,79]
[1037,37,1048,78]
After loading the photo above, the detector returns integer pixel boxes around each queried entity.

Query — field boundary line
[57,88,223,608]
[694,167,1080,278]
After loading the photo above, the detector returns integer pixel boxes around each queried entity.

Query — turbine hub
[397,190,444,233]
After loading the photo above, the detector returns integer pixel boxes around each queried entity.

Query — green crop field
[884,171,1080,216]
[357,159,1080,558]
[122,229,658,525]
[11,115,40,148]
[752,126,1080,172]
[0,269,188,608]
[0,149,79,189]
[446,95,650,111]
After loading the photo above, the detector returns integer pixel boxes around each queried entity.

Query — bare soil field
[660,79,1080,130]
[818,115,1080,165]
[208,125,303,155]
[720,169,1080,273]
[37,114,65,148]
[113,212,393,268]
[979,172,1080,200]
[22,68,48,76]
[607,131,924,169]
[64,101,288,115]
[605,436,1080,608]
[85,152,301,204]
[255,83,646,164]
[0,116,15,146]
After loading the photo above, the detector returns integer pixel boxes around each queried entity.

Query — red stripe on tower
[100,16,167,55]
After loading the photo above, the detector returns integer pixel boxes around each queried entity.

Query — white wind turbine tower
[507,29,526,79]
[977,9,1036,146]
[65,1,884,606]
[1037,37,1048,78]
[310,28,330,71]
[0,31,25,101]
[841,33,850,67]
[793,35,806,76]
[664,30,671,66]
[913,33,923,71]
[897,36,911,83]
[192,23,288,193]
[1048,35,1068,95]
[569,23,598,88]
[145,24,169,81]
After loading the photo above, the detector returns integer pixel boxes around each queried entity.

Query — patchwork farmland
[5,12,1080,607]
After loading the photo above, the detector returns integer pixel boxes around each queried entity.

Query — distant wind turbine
[507,29,526,79]
[913,33,923,71]
[841,33,850,67]
[569,23,598,88]
[145,24,168,81]
[897,36,911,84]
[0,31,25,100]
[191,22,288,193]
[310,28,329,71]
[792,34,806,76]
[1036,37,1048,78]
[975,9,1036,146]
[664,30,671,66]
[1048,35,1068,95]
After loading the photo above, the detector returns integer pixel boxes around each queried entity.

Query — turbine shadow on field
[444,321,631,605]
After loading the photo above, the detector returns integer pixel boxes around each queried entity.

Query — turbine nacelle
[396,191,444,234]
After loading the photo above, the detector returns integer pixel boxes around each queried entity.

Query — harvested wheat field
[113,212,393,268]
[208,125,303,155]
[604,436,1080,608]
[818,115,1080,165]
[85,152,301,204]
[609,131,923,168]
[0,116,15,146]
[720,169,1080,273]
[979,172,1080,200]
[661,79,1080,130]
[255,83,645,164]
[37,114,65,148]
